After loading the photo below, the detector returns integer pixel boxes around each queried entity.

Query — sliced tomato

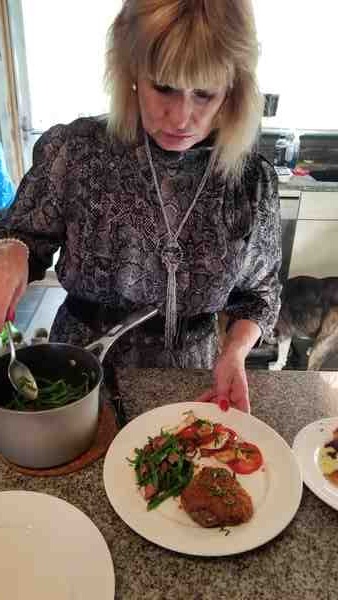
[177,421,212,442]
[196,422,214,437]
[199,426,238,455]
[178,421,238,451]
[213,425,238,443]
[194,433,216,446]
[177,423,201,441]
[227,442,263,474]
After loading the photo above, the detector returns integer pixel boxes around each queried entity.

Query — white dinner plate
[103,402,302,556]
[0,491,115,600]
[293,417,338,511]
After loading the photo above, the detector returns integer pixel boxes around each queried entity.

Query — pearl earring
[132,83,137,92]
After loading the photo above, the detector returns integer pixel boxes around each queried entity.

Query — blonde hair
[105,0,263,179]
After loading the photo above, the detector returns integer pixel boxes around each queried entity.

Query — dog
[268,276,338,371]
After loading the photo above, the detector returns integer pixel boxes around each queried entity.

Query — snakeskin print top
[0,116,281,347]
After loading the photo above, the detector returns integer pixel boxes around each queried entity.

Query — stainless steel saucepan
[0,307,158,468]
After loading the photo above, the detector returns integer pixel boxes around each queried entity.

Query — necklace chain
[144,132,215,351]
[144,132,215,242]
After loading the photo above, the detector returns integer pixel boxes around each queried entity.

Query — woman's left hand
[195,348,250,413]
[195,319,262,413]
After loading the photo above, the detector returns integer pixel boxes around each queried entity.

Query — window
[253,0,338,130]
[21,0,122,131]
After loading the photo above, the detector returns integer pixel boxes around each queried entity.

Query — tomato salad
[129,411,263,510]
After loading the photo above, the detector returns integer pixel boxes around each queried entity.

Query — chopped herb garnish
[195,418,212,427]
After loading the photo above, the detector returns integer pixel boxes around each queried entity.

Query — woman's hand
[195,319,262,413]
[196,348,250,412]
[0,241,28,328]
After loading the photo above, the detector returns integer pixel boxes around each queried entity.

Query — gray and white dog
[268,276,338,370]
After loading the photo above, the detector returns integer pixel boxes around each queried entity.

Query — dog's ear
[273,325,280,338]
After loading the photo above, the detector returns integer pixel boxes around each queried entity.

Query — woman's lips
[154,130,196,150]
[162,132,193,140]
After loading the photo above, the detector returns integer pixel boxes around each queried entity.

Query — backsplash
[298,133,338,168]
[258,130,338,170]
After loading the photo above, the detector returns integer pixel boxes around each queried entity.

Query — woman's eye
[194,90,214,101]
[152,83,215,101]
[153,83,174,94]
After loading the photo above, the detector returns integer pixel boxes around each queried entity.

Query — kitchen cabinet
[289,191,338,277]
[297,191,338,220]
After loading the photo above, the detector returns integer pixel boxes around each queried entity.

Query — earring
[132,83,137,92]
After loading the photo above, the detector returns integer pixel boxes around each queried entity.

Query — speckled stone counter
[1,368,338,600]
[279,175,338,192]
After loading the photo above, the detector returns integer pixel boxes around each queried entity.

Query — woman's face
[137,78,227,151]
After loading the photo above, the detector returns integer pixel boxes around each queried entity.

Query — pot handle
[85,306,158,363]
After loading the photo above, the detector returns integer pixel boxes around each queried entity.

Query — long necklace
[144,131,216,350]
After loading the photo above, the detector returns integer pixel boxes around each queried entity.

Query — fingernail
[219,398,229,411]
[7,309,15,323]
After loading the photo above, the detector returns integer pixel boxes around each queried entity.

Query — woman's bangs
[141,27,232,91]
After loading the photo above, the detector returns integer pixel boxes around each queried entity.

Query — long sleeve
[225,157,282,338]
[0,124,68,282]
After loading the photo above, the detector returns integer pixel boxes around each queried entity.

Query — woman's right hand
[0,241,28,328]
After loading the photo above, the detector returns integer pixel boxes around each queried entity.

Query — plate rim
[104,401,303,556]
[0,490,115,598]
[293,416,338,511]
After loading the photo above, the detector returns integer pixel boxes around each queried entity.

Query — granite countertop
[279,175,338,192]
[1,368,338,600]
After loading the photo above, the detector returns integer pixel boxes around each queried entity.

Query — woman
[0,0,281,413]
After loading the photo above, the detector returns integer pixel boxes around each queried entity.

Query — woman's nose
[168,95,192,130]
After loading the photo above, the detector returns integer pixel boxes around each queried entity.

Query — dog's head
[263,324,279,345]
[263,312,291,345]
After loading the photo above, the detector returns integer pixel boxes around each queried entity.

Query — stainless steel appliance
[279,190,300,283]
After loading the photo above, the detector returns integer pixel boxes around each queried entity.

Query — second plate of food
[103,402,302,556]
[293,417,338,511]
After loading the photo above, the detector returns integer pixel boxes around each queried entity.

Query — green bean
[5,372,91,411]
[129,432,194,510]
[147,465,194,510]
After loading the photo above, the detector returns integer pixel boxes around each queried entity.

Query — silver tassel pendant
[165,262,178,349]
[144,132,215,355]
[161,239,183,350]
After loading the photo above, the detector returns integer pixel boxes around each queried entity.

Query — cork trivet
[0,398,118,477]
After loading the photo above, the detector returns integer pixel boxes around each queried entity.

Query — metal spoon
[5,322,38,401]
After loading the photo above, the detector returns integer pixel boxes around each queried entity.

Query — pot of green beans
[0,307,158,468]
